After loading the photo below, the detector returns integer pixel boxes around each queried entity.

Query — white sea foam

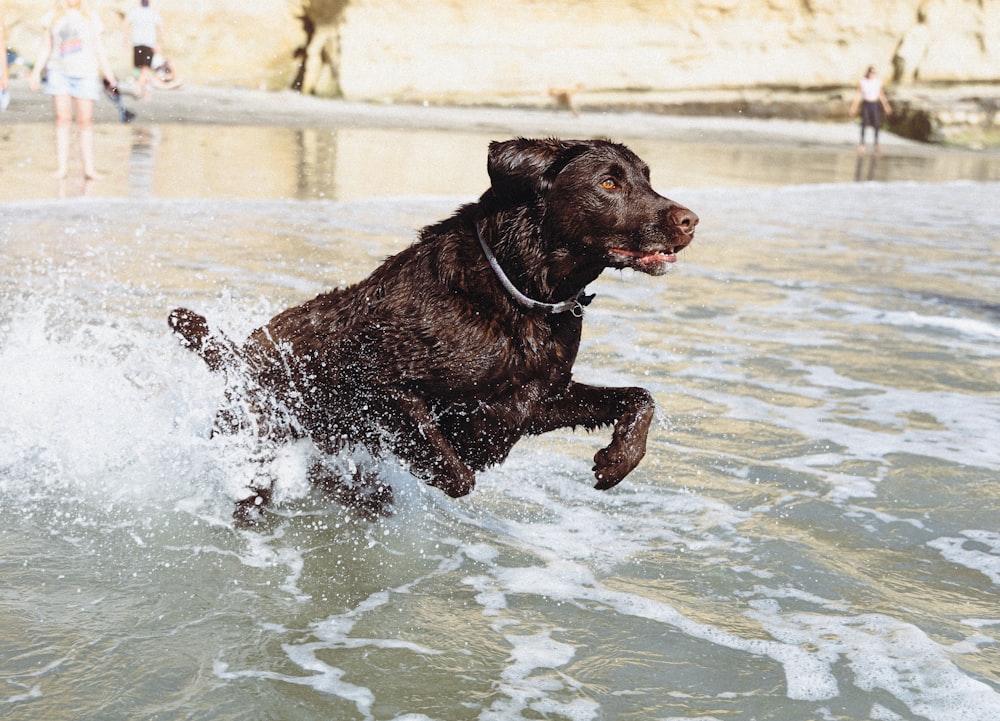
[928,531,1000,586]
[880,310,1000,343]
[744,608,1000,721]
[0,305,220,504]
[474,560,842,702]
[481,628,598,721]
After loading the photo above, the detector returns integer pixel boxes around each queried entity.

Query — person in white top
[29,0,118,180]
[849,65,893,154]
[124,0,164,100]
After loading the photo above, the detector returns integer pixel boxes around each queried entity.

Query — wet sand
[2,79,998,202]
[3,79,927,146]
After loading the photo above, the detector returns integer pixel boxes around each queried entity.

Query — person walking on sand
[849,65,892,154]
[124,0,163,100]
[29,0,118,180]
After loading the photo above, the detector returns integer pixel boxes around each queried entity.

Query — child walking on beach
[29,0,118,179]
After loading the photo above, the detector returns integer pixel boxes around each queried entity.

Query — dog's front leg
[383,390,477,498]
[530,382,655,490]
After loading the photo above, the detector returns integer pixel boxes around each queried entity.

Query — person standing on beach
[29,0,118,180]
[849,65,892,154]
[124,0,163,100]
[1,7,10,111]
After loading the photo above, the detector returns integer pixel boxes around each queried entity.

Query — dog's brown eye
[600,178,618,190]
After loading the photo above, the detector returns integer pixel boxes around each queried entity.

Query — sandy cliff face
[5,0,998,99]
[321,0,1000,100]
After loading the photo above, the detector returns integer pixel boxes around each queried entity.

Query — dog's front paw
[592,442,643,491]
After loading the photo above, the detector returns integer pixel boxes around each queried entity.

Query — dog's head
[487,138,697,276]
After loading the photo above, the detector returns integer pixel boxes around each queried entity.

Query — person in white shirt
[849,65,893,154]
[124,0,164,100]
[29,0,118,179]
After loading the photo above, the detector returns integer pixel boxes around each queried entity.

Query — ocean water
[1,125,999,721]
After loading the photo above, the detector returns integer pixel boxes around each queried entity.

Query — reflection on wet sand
[854,152,879,182]
[128,126,161,197]
[2,122,1000,201]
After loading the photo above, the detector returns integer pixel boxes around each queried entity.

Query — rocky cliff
[332,0,1000,101]
[5,0,998,142]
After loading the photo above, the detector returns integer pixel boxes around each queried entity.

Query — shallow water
[3,121,1000,202]
[1,123,999,721]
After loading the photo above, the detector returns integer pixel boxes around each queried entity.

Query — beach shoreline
[1,78,976,154]
[3,79,998,202]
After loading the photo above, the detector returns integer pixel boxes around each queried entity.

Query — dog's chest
[472,313,580,391]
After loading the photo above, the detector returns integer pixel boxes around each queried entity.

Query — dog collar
[476,225,593,317]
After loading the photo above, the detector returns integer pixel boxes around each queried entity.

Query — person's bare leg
[52,94,73,179]
[137,67,153,99]
[76,97,102,180]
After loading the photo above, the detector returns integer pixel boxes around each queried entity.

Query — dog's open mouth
[611,248,678,274]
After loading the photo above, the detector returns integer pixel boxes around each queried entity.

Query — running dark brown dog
[169,138,697,519]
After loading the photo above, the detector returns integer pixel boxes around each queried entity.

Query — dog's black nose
[670,206,699,234]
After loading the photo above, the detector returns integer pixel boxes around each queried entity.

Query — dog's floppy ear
[487,138,587,202]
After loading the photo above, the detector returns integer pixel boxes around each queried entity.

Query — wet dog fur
[169,138,698,520]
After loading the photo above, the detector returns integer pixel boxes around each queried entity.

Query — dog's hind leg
[310,457,395,520]
[221,389,306,524]
[169,308,292,523]
[233,481,273,526]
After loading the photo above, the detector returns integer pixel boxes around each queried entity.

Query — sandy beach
[3,79,928,146]
[2,79,998,201]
